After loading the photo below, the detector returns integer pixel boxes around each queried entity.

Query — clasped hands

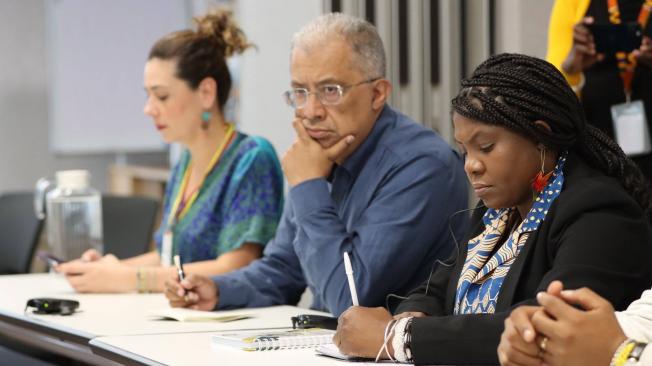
[281,118,355,187]
[498,280,626,366]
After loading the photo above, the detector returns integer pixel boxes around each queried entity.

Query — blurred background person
[56,9,284,293]
[547,0,652,186]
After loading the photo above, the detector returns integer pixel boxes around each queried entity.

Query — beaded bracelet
[375,319,397,362]
[392,317,409,362]
[393,317,415,363]
[403,317,413,362]
[136,267,147,293]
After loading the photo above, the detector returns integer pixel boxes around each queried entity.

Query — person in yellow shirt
[547,0,652,184]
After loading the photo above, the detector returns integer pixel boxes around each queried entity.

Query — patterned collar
[454,152,567,315]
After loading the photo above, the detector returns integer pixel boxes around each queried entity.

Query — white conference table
[90,332,350,366]
[0,273,329,365]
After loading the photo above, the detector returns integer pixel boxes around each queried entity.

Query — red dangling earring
[531,147,553,193]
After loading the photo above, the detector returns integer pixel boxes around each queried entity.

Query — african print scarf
[454,153,567,314]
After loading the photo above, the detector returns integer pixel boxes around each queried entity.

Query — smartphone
[587,22,643,54]
[36,250,64,267]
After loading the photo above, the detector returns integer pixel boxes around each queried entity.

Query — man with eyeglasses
[164,13,468,317]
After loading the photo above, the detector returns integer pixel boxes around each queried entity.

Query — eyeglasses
[283,78,380,109]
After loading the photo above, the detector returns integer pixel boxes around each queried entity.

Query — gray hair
[291,13,386,78]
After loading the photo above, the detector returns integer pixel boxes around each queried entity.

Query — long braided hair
[451,53,652,219]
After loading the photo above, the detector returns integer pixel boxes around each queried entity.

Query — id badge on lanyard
[608,0,652,156]
[161,228,173,267]
[158,124,236,267]
[611,100,651,155]
[161,199,180,267]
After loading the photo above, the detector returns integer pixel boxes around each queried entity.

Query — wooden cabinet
[108,165,169,200]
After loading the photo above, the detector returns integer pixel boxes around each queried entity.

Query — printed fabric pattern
[454,153,567,314]
[155,133,284,263]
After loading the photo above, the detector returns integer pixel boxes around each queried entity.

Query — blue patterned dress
[154,133,284,264]
[455,154,567,314]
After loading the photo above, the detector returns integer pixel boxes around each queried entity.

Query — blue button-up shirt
[212,105,468,316]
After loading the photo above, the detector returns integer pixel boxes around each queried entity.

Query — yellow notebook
[211,328,335,351]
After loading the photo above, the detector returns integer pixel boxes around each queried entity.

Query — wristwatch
[625,342,648,366]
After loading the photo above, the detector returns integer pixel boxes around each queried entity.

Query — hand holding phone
[633,36,652,67]
[586,22,643,54]
[36,250,64,267]
[562,17,605,74]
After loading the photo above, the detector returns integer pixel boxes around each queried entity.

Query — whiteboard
[46,0,190,154]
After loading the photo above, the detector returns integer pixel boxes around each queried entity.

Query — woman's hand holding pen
[333,306,394,359]
[164,273,219,311]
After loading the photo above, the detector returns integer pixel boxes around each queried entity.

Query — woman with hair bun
[56,10,284,294]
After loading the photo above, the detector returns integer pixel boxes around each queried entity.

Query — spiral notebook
[211,328,335,351]
[316,344,410,364]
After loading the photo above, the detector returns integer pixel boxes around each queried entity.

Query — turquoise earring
[201,111,211,130]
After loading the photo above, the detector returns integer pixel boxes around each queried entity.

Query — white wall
[0,0,167,194]
[235,0,322,309]
[46,0,186,154]
[236,0,323,158]
[495,0,555,58]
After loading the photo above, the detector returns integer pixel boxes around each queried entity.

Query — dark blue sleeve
[212,199,307,309]
[288,154,465,316]
[213,153,466,315]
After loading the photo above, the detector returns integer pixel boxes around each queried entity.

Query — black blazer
[395,154,652,365]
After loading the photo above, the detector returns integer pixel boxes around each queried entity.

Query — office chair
[0,192,44,274]
[102,195,159,259]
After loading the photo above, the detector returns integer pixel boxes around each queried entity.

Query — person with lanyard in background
[332,53,652,365]
[547,0,652,186]
[163,13,468,317]
[56,9,284,293]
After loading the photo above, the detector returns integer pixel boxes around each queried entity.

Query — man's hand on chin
[282,118,354,187]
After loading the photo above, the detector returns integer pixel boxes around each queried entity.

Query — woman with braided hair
[332,53,652,365]
[55,9,284,294]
